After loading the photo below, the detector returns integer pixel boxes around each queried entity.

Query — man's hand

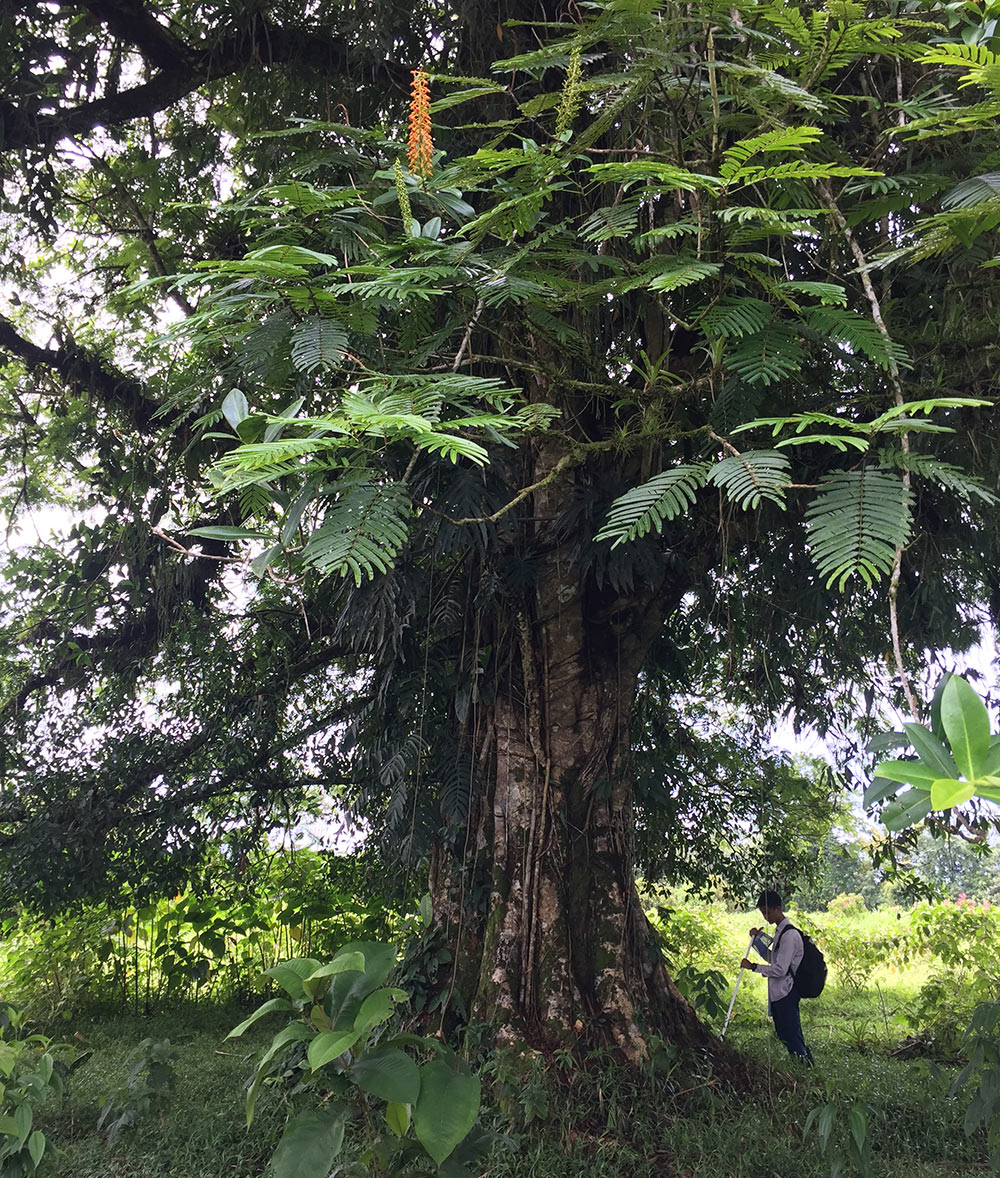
[749,927,761,937]
[740,958,754,971]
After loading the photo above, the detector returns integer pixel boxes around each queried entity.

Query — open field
[9,896,996,1177]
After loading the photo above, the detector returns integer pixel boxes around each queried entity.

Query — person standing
[740,888,813,1062]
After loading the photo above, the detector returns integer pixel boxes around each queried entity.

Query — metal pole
[720,938,755,1040]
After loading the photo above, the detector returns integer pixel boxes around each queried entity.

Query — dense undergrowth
[5,883,998,1177]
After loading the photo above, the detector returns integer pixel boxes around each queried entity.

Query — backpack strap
[771,923,799,978]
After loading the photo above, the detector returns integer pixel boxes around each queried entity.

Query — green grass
[34,1005,286,1177]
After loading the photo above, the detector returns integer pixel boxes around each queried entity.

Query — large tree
[3,0,1000,1058]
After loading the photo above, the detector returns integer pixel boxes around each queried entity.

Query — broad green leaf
[902,722,959,778]
[354,987,408,1034]
[930,777,976,810]
[307,1029,360,1071]
[271,1105,348,1178]
[863,776,897,808]
[848,1104,867,1156]
[264,958,322,1000]
[249,544,282,578]
[325,942,398,1030]
[14,1102,31,1147]
[302,951,367,999]
[882,787,932,832]
[246,1023,315,1124]
[930,672,952,738]
[27,1129,45,1167]
[351,1048,421,1103]
[974,785,1000,803]
[385,1100,411,1137]
[984,737,1000,776]
[222,388,249,430]
[940,675,990,779]
[413,1058,481,1166]
[247,243,339,267]
[872,760,940,789]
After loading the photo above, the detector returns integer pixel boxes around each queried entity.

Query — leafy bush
[954,1000,1000,1167]
[0,845,409,1017]
[228,941,488,1177]
[827,893,868,917]
[0,1004,85,1175]
[900,898,1000,1047]
[809,910,900,994]
[908,898,1000,994]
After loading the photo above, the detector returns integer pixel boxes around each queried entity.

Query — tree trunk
[428,441,711,1060]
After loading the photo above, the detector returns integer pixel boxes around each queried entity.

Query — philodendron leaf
[930,778,977,810]
[902,722,959,778]
[246,1023,314,1125]
[307,1029,360,1071]
[351,1048,421,1103]
[873,760,939,789]
[413,1057,481,1166]
[271,1105,348,1178]
[302,951,366,999]
[264,958,322,1000]
[940,675,990,780]
[354,987,408,1034]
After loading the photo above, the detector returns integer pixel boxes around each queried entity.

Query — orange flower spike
[408,68,434,181]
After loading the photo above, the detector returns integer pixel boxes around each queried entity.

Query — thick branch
[2,12,409,155]
[78,0,197,72]
[0,314,160,431]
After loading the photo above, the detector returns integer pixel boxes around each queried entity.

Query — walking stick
[720,939,755,1040]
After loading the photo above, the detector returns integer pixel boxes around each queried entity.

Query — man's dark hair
[757,889,782,909]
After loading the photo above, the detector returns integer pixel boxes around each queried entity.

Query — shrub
[0,1004,85,1175]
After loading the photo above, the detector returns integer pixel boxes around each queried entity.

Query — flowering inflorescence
[393,159,413,230]
[408,68,433,181]
[554,42,583,139]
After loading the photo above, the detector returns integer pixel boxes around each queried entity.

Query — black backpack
[774,924,827,999]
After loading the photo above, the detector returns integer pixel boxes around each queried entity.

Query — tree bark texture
[429,442,710,1060]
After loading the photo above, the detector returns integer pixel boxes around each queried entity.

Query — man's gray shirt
[751,917,803,1004]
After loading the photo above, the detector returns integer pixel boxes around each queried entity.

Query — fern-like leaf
[804,306,910,371]
[942,172,1000,209]
[699,298,772,339]
[302,480,411,585]
[719,125,823,181]
[726,323,805,385]
[880,450,998,504]
[805,469,913,590]
[290,315,348,373]
[595,465,709,548]
[706,450,791,509]
[628,257,722,294]
[727,162,882,188]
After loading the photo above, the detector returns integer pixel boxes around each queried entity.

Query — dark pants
[770,990,813,1061]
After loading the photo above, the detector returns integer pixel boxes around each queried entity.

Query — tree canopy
[3,0,1000,1051]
